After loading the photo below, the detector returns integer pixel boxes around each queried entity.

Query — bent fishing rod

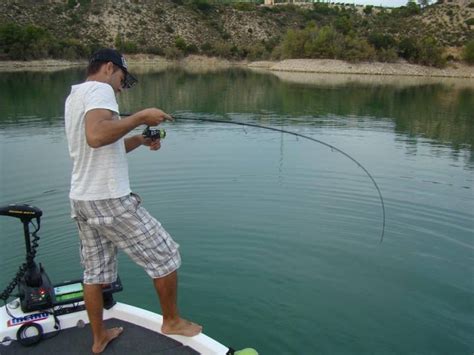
[123,113,386,243]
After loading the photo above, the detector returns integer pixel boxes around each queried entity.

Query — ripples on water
[0,69,473,354]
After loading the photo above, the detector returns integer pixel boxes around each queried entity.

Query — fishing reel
[142,126,166,140]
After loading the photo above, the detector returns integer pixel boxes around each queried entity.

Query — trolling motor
[0,204,54,313]
[0,204,125,348]
[0,204,124,317]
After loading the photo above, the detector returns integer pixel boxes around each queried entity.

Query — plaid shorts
[71,193,181,284]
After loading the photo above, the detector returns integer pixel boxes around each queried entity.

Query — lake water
[0,67,473,354]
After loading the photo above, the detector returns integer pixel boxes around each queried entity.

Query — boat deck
[2,317,200,354]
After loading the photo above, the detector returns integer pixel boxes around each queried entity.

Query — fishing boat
[0,204,256,355]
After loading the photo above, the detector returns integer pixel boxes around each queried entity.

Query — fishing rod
[125,113,386,243]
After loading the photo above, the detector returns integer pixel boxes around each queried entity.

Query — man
[64,48,201,354]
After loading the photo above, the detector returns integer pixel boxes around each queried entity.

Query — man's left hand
[143,137,161,151]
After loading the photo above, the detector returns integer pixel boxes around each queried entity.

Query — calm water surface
[0,67,473,354]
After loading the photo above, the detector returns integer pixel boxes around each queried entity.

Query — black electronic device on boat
[53,277,123,309]
[0,204,123,314]
[18,266,54,313]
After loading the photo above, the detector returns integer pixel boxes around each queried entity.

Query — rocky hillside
[0,1,298,55]
[419,0,473,46]
[0,0,472,62]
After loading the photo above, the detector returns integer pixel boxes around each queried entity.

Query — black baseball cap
[89,48,138,89]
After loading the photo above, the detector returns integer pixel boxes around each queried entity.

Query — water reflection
[1,67,472,157]
[0,70,83,123]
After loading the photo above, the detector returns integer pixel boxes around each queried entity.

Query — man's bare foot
[92,327,123,354]
[161,318,202,337]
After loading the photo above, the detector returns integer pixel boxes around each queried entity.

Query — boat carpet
[1,317,200,354]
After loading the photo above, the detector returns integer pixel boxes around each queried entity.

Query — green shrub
[123,41,139,53]
[244,43,268,61]
[189,43,199,54]
[115,34,123,48]
[462,40,474,64]
[175,36,187,51]
[222,31,231,40]
[304,25,345,58]
[269,44,282,60]
[280,28,309,58]
[51,38,89,59]
[262,36,280,53]
[187,0,213,12]
[86,40,102,55]
[342,36,376,62]
[398,36,446,67]
[211,41,234,58]
[200,42,212,52]
[67,13,81,26]
[465,18,474,26]
[334,15,352,35]
[363,5,373,15]
[376,47,399,62]
[393,2,421,16]
[78,0,91,6]
[398,37,419,61]
[312,3,336,15]
[0,23,53,60]
[278,4,298,13]
[163,46,183,59]
[67,0,77,9]
[146,46,164,56]
[115,34,138,53]
[416,36,446,67]
[0,23,22,49]
[233,3,256,11]
[368,33,396,50]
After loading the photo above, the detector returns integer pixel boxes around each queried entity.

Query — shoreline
[249,59,474,79]
[0,55,472,79]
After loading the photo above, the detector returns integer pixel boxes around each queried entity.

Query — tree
[408,1,422,13]
[281,28,309,58]
[363,5,373,15]
[417,0,429,7]
[417,36,446,67]
[304,25,344,59]
[463,40,474,65]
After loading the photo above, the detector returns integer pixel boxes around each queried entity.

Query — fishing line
[123,113,386,243]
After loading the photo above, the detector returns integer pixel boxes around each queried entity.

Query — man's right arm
[85,108,171,148]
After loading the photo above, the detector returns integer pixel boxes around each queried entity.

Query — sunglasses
[121,73,138,89]
[113,64,137,89]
